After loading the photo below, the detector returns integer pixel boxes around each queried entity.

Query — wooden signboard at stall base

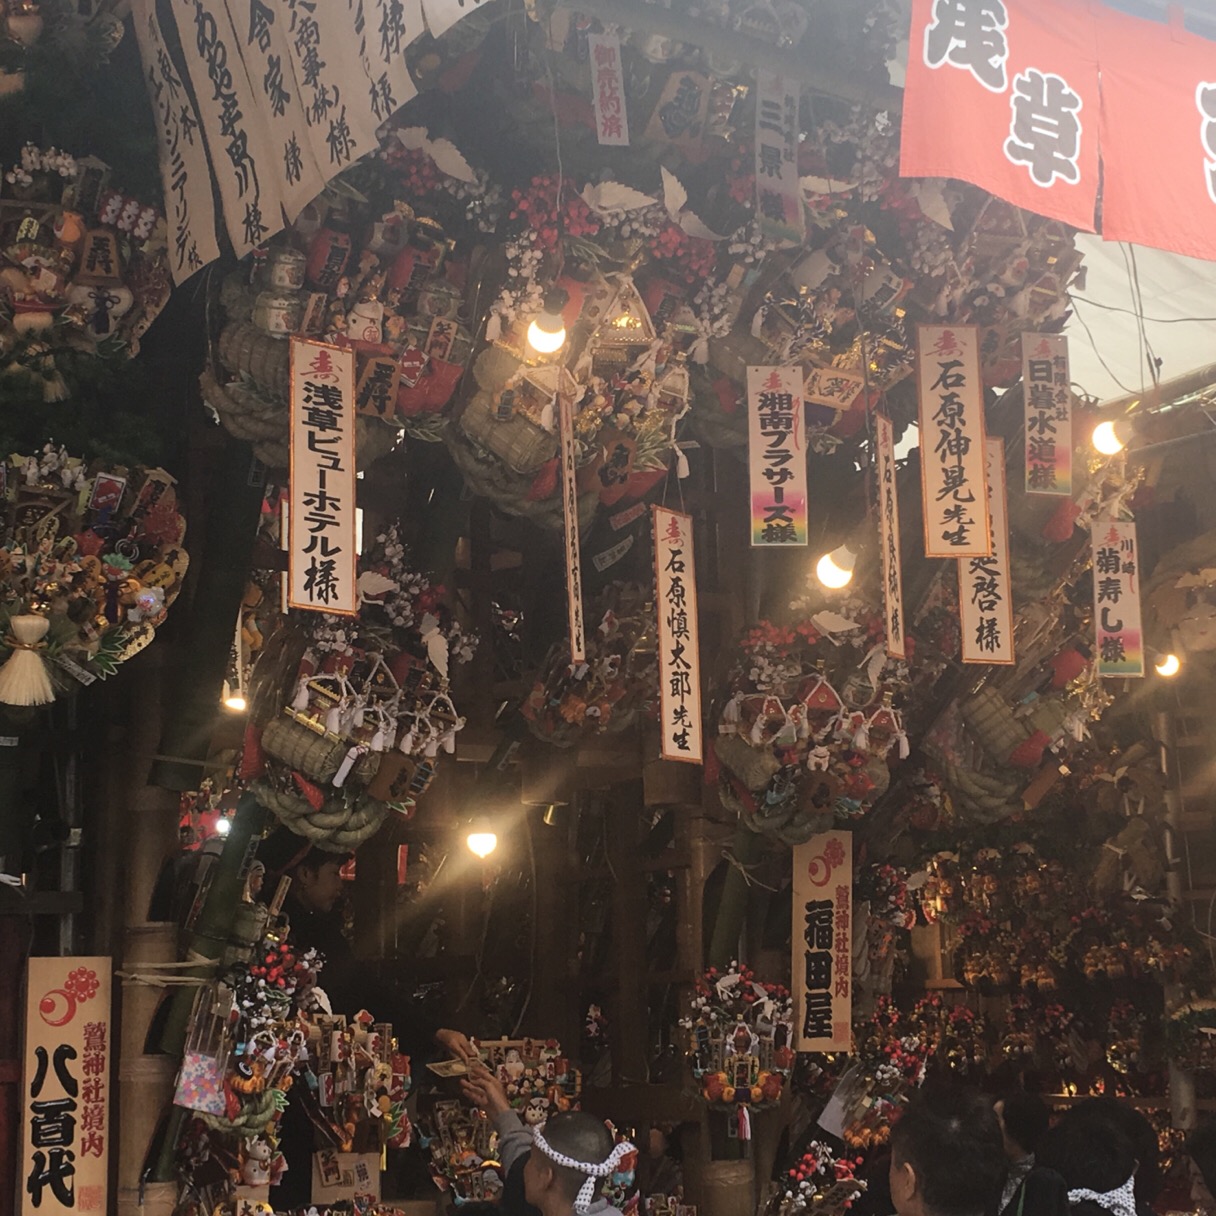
[22,957,112,1215]
[792,832,852,1053]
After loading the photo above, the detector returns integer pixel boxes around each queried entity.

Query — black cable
[1070,297,1137,395]
[1068,295,1216,325]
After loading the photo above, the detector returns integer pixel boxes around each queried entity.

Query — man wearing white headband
[527,1113,635,1216]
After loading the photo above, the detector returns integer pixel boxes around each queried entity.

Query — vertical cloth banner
[588,32,629,146]
[172,0,285,257]
[347,0,422,129]
[224,0,329,223]
[653,506,702,764]
[1097,7,1216,261]
[960,438,1015,664]
[900,0,1100,233]
[1022,332,1072,496]
[792,832,852,1053]
[289,338,358,616]
[558,389,586,664]
[747,365,808,546]
[1092,520,1144,678]
[131,0,222,283]
[916,325,991,559]
[875,414,906,661]
[22,957,112,1215]
[754,72,805,247]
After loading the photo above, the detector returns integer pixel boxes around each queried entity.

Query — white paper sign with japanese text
[793,832,852,1053]
[747,365,808,546]
[654,506,702,764]
[172,0,284,257]
[1022,332,1072,496]
[588,32,630,146]
[917,325,991,559]
[754,72,805,246]
[22,957,112,1215]
[132,0,222,283]
[1092,520,1144,678]
[559,389,586,663]
[875,414,906,660]
[349,0,423,128]
[422,0,488,39]
[289,338,358,616]
[224,0,329,223]
[960,439,1015,665]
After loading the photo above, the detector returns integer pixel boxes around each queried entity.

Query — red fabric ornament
[1042,498,1083,543]
[1049,648,1088,689]
[1008,729,1051,770]
[292,772,326,810]
[527,458,559,502]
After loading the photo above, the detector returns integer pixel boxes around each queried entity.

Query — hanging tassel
[333,745,365,788]
[370,727,386,753]
[352,701,366,730]
[441,727,458,755]
[325,706,343,735]
[897,730,910,760]
[675,448,690,479]
[737,1105,751,1142]
[397,729,415,755]
[291,676,311,712]
[0,615,54,707]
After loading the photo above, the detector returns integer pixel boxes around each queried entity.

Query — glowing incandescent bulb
[1092,419,1127,456]
[466,825,498,858]
[816,544,857,590]
[526,288,569,354]
[1154,653,1181,677]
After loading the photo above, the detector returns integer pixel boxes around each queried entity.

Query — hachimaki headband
[532,1127,636,1214]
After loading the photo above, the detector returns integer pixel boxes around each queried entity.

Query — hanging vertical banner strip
[23,957,112,1216]
[1092,520,1144,678]
[559,389,586,663]
[916,325,991,559]
[875,414,906,661]
[1022,333,1072,496]
[754,72,805,247]
[223,0,328,224]
[421,0,489,39]
[792,831,852,1054]
[347,0,422,130]
[900,0,1100,233]
[747,365,808,546]
[653,506,703,765]
[960,438,1015,665]
[289,338,358,616]
[131,0,222,283]
[588,32,630,146]
[279,0,384,182]
[171,0,284,257]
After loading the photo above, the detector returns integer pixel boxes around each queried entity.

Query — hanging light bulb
[466,824,498,859]
[526,288,569,354]
[221,680,247,713]
[1154,653,1181,677]
[816,544,856,590]
[1092,419,1128,456]
[215,816,232,837]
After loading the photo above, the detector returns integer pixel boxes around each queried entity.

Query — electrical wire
[1068,295,1216,326]
[1070,296,1138,395]
[1128,245,1163,389]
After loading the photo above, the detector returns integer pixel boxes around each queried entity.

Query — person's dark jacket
[1000,1166,1070,1216]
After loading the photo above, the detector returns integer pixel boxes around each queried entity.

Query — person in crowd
[994,1092,1068,1216]
[889,1085,1007,1216]
[1059,1098,1160,1214]
[1036,1109,1139,1216]
[461,1062,633,1216]
[260,830,476,1209]
[634,1123,682,1198]
[1187,1121,1216,1214]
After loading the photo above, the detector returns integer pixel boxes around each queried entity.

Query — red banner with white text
[1098,8,1216,262]
[901,0,1100,233]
